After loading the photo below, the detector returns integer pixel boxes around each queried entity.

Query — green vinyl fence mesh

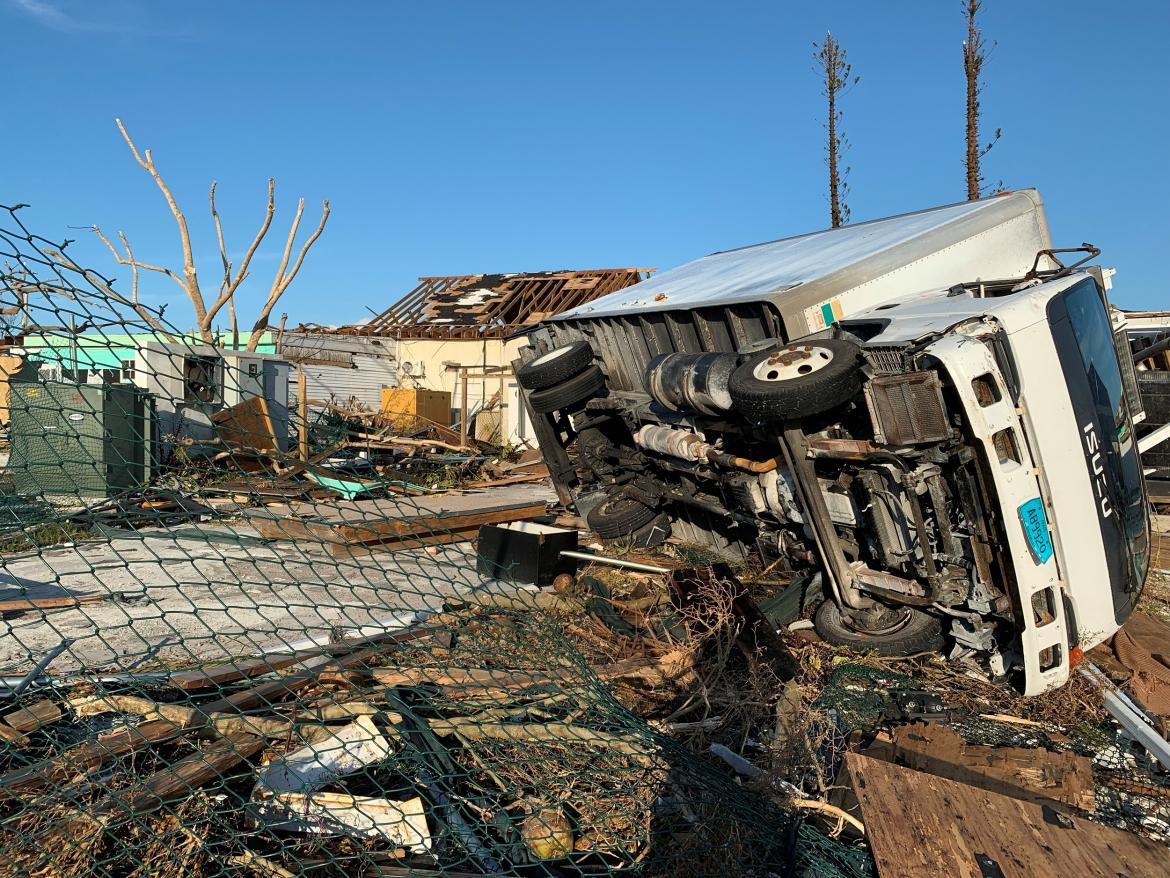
[0,204,877,878]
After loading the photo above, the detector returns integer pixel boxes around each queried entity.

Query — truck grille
[547,303,785,393]
[862,345,910,375]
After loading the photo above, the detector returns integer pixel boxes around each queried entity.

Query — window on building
[121,359,135,382]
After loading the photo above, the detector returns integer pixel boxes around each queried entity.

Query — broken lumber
[0,646,388,797]
[169,623,438,691]
[1,698,63,733]
[0,593,112,615]
[65,693,370,741]
[92,731,267,823]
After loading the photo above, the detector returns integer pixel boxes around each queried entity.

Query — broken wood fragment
[1,698,63,733]
[0,647,381,797]
[65,693,357,741]
[93,732,267,823]
[0,723,28,747]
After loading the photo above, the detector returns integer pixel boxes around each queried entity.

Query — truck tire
[587,495,657,539]
[813,599,944,657]
[728,339,863,421]
[630,512,672,548]
[528,365,606,414]
[516,342,595,390]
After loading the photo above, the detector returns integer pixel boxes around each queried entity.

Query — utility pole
[963,1,1001,199]
[814,33,858,227]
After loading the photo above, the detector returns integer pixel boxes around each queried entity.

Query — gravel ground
[0,484,554,675]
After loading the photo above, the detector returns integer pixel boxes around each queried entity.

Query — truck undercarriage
[518,321,1030,673]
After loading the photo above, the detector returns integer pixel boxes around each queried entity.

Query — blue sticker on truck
[1018,497,1054,564]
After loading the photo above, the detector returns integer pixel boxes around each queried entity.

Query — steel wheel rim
[752,345,835,382]
[531,347,573,367]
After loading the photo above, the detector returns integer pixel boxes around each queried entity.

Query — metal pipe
[9,638,74,698]
[559,550,670,574]
[710,451,780,473]
[1133,333,1170,365]
[634,424,780,473]
[1081,664,1170,770]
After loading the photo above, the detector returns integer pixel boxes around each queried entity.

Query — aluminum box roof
[554,190,1051,337]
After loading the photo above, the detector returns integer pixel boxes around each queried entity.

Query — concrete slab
[0,484,555,674]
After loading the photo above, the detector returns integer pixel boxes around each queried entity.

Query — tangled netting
[0,204,879,878]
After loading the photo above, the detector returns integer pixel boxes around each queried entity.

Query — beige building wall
[396,336,533,444]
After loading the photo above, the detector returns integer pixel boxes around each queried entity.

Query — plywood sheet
[845,752,1168,878]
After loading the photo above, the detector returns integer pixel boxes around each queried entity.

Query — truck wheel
[813,599,944,657]
[630,512,671,548]
[528,365,606,414]
[516,342,595,390]
[587,495,657,539]
[728,339,863,421]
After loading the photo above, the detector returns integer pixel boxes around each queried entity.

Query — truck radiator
[548,303,784,394]
[864,372,952,446]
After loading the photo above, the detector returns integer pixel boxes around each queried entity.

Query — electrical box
[380,387,452,428]
[476,522,578,586]
[8,381,155,498]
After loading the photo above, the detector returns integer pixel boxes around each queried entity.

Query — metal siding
[292,355,399,409]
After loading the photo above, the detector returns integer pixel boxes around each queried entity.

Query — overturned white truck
[515,190,1151,695]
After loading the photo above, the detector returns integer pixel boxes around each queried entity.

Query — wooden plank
[0,647,389,797]
[845,752,1169,878]
[330,526,482,558]
[297,365,309,461]
[2,699,64,733]
[0,593,107,615]
[334,502,546,545]
[92,732,266,823]
[170,623,438,691]
[245,499,546,548]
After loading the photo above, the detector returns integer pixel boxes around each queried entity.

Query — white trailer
[517,190,1150,696]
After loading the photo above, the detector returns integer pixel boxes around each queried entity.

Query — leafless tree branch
[42,247,178,343]
[246,198,330,351]
[114,118,207,329]
[99,119,329,350]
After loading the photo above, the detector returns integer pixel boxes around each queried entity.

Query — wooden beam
[297,365,309,461]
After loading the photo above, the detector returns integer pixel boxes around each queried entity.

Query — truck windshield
[1048,278,1149,623]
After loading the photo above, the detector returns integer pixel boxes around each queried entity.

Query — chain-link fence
[4,203,1168,878]
[0,204,882,878]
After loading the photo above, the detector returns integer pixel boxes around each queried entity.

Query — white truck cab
[515,191,1149,694]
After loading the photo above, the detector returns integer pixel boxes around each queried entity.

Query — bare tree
[814,33,858,228]
[963,0,1001,199]
[94,119,330,351]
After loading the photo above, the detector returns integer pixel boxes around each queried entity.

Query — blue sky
[2,0,1167,330]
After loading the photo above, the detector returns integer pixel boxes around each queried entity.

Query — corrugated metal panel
[291,354,399,410]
